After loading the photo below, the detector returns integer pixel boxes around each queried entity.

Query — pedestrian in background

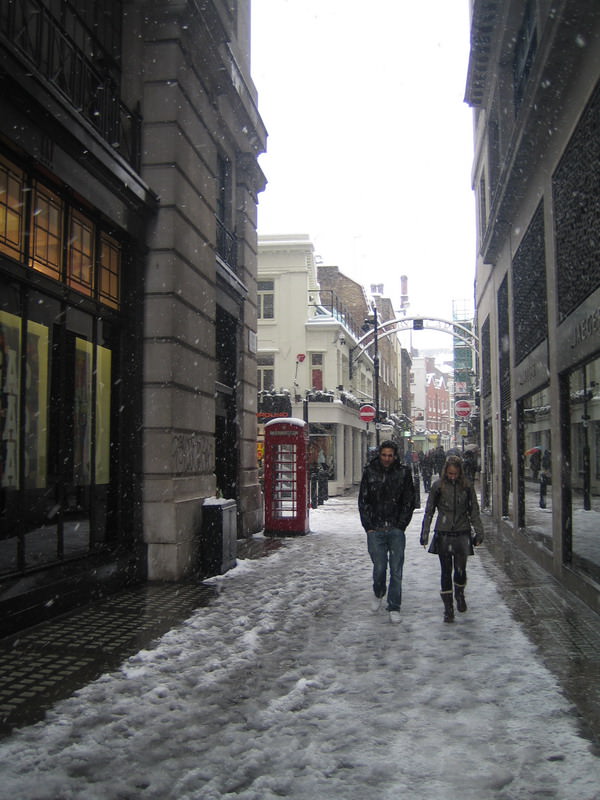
[530,449,541,481]
[420,454,484,623]
[433,446,446,476]
[463,448,476,482]
[421,452,433,493]
[358,440,416,623]
[539,450,551,508]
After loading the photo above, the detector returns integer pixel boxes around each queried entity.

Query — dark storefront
[0,147,145,635]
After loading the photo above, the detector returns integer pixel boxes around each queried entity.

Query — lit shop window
[68,209,95,296]
[0,154,25,261]
[99,233,121,309]
[0,154,121,309]
[31,183,63,280]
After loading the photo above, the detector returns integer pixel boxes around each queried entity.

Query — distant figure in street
[433,446,446,476]
[529,449,541,481]
[420,455,484,623]
[540,450,551,508]
[421,452,434,493]
[358,440,416,624]
[463,449,476,482]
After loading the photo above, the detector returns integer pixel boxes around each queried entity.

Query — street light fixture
[363,305,380,447]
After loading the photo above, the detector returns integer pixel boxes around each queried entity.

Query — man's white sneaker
[370,597,383,613]
[389,611,401,624]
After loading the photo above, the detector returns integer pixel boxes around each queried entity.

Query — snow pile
[0,496,598,799]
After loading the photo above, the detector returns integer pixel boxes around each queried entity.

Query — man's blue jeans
[367,528,406,611]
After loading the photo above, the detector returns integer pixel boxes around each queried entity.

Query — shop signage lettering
[517,362,537,386]
[571,308,600,348]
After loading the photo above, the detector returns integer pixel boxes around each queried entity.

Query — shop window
[520,386,552,547]
[258,280,274,319]
[99,233,121,309]
[1,153,120,309]
[308,423,336,480]
[31,183,63,280]
[68,210,94,296]
[0,309,22,490]
[24,318,50,490]
[0,154,25,261]
[0,289,119,575]
[95,343,112,484]
[568,358,600,581]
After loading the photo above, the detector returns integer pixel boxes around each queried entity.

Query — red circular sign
[359,404,377,423]
[455,400,472,418]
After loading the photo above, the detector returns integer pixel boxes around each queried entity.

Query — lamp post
[374,308,380,447]
[364,305,380,448]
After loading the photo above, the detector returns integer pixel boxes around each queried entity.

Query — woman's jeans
[367,528,406,611]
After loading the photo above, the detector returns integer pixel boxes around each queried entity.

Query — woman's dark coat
[421,478,484,554]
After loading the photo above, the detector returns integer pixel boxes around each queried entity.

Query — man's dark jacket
[358,455,416,532]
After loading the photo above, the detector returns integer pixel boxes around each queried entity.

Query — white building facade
[257,235,405,495]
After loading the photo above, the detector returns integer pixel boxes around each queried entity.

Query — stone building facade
[466,0,600,612]
[0,0,266,633]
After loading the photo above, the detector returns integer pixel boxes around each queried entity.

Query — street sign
[359,404,377,423]
[455,399,473,418]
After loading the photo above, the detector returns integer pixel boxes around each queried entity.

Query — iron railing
[309,289,364,342]
[1,0,141,170]
[216,217,237,272]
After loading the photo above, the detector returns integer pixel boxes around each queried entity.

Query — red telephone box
[264,418,310,536]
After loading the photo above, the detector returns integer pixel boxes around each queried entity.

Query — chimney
[400,275,409,311]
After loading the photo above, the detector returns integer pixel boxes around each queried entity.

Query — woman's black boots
[440,591,454,623]
[455,583,467,613]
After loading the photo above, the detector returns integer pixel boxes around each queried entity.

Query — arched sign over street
[349,315,479,378]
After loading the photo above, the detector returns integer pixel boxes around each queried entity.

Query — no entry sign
[455,399,473,418]
[359,404,377,423]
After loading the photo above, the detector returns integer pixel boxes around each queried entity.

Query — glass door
[0,285,118,576]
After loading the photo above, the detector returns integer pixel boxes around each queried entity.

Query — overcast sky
[251,0,476,349]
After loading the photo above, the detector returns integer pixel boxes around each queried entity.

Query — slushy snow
[0,495,598,800]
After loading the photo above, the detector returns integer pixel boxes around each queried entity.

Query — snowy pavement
[1,496,599,800]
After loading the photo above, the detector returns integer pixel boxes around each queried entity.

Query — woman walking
[420,455,484,622]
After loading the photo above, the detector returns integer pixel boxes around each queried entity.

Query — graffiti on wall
[172,433,214,474]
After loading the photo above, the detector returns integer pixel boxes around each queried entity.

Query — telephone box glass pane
[273,443,297,518]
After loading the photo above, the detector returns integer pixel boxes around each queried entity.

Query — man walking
[358,440,416,623]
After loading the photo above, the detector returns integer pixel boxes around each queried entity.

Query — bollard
[317,468,328,505]
[310,471,319,509]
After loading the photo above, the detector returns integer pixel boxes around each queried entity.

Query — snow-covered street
[1,495,599,800]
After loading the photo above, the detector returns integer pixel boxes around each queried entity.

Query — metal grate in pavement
[0,581,217,737]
